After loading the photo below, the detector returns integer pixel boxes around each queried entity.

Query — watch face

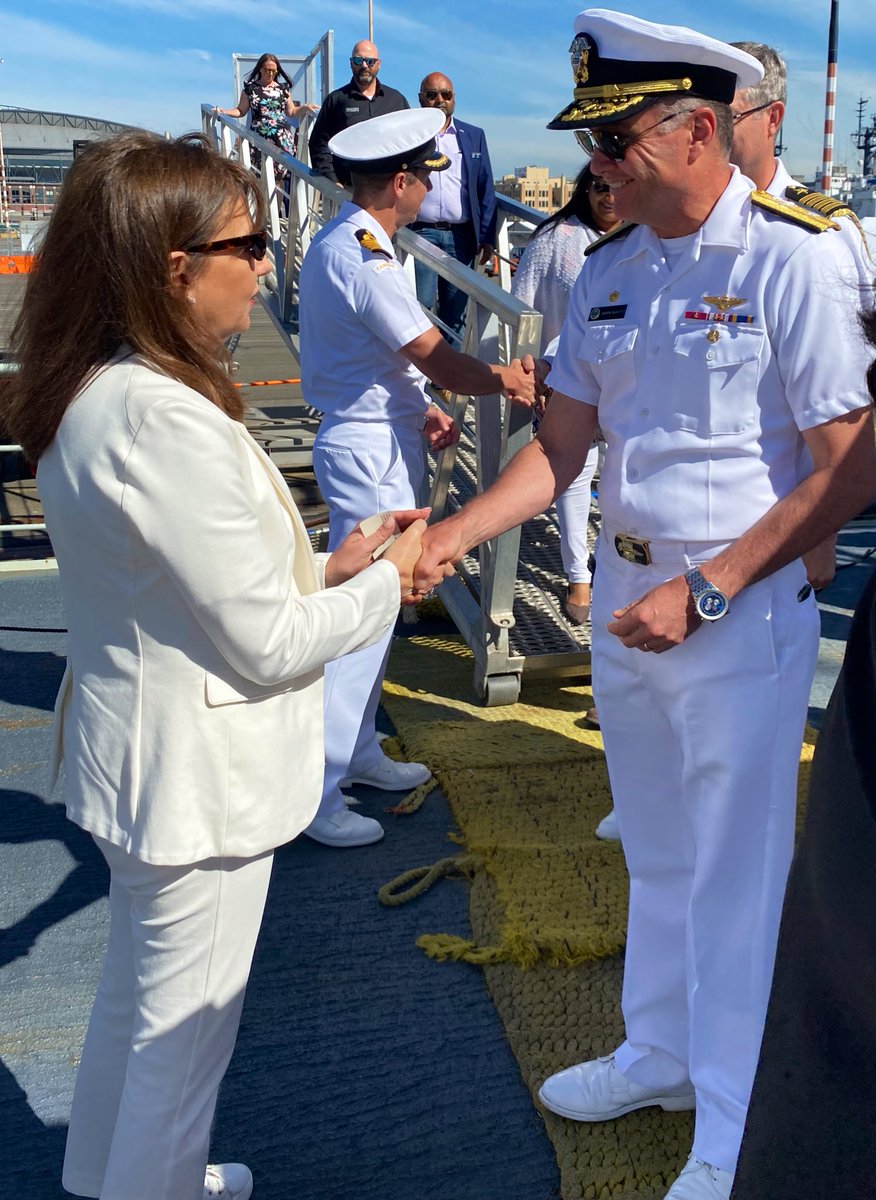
[698,590,728,620]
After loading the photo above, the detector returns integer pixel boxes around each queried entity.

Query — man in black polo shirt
[309,40,409,185]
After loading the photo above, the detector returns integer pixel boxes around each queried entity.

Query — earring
[186,291,196,305]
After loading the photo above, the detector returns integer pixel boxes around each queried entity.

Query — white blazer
[39,355,400,865]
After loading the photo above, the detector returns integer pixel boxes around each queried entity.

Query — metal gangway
[0,37,594,705]
[203,45,595,705]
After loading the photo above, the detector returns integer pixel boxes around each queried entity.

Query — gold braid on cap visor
[560,76,694,122]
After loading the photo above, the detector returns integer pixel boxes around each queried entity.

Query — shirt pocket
[671,326,766,436]
[577,324,638,395]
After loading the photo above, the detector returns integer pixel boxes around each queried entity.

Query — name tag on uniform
[589,305,628,321]
[345,106,361,114]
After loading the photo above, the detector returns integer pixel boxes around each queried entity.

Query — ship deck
[2,271,875,1200]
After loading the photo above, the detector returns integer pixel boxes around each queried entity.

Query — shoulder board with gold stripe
[750,190,839,232]
[784,184,854,220]
[784,185,871,257]
[583,221,637,256]
[355,228,393,259]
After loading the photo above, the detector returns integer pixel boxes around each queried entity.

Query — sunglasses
[351,56,378,66]
[574,110,688,162]
[732,100,774,123]
[187,231,268,261]
[422,89,453,101]
[590,180,611,194]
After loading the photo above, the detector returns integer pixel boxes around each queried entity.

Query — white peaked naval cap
[549,8,764,129]
[328,108,450,173]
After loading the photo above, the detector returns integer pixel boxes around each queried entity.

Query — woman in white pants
[1,132,425,1200]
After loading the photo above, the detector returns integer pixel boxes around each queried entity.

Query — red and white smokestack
[820,0,839,193]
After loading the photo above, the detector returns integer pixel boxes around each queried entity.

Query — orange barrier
[233,377,301,388]
[0,256,33,275]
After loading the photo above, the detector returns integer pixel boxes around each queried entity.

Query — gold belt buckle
[614,534,652,565]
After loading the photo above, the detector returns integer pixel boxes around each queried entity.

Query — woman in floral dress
[215,53,318,177]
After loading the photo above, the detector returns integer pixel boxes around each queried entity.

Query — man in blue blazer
[411,72,497,340]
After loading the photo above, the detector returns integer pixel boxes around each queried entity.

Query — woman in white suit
[1,132,426,1200]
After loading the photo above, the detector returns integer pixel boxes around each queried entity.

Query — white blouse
[511,216,600,349]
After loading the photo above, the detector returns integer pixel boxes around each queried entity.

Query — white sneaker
[538,1054,695,1122]
[204,1163,253,1200]
[664,1155,733,1199]
[303,805,384,847]
[341,753,431,792]
[595,808,621,841]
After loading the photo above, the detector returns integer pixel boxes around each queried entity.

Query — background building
[495,166,572,215]
[0,107,140,223]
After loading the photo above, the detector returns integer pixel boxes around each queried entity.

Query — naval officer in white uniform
[413,11,876,1198]
[728,41,873,292]
[299,109,534,846]
[729,40,874,597]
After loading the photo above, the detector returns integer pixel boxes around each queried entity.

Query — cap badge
[570,33,592,86]
[703,294,747,312]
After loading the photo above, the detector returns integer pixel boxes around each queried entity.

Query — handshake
[324,508,465,604]
[324,353,537,602]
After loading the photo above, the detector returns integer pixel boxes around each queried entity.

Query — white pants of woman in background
[555,442,599,614]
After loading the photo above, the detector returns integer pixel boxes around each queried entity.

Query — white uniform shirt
[548,168,870,543]
[299,201,433,422]
[768,157,874,293]
[511,216,600,348]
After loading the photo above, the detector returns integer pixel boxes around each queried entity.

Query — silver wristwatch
[684,568,730,621]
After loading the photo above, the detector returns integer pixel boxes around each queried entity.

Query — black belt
[411,220,469,231]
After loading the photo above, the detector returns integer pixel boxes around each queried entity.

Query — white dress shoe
[664,1155,734,1200]
[538,1054,695,1122]
[595,808,621,841]
[303,806,384,847]
[341,753,431,792]
[204,1163,253,1200]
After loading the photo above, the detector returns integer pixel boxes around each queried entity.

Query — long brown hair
[246,53,295,91]
[2,131,265,461]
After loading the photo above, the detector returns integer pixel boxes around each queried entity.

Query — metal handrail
[202,106,565,702]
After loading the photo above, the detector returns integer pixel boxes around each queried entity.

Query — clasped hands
[407,528,707,649]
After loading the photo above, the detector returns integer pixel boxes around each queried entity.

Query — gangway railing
[201,100,593,704]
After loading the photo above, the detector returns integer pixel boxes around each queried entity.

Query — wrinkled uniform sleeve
[350,258,432,350]
[765,232,872,430]
[123,398,400,686]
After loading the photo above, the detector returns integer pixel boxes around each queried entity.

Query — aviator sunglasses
[187,231,268,261]
[351,56,378,66]
[574,110,688,161]
[422,89,454,101]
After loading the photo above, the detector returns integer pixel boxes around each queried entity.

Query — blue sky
[0,0,873,181]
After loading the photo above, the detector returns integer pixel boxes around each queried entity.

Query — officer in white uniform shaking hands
[299,108,534,848]
[413,10,876,1198]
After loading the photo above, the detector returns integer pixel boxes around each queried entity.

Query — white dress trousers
[591,538,820,1173]
[62,838,275,1200]
[313,418,425,817]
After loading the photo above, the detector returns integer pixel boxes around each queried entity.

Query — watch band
[684,568,730,621]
